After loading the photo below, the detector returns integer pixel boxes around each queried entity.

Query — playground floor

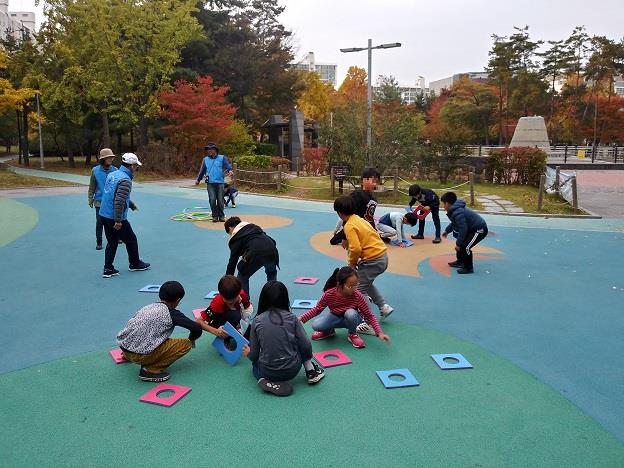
[1,172,623,467]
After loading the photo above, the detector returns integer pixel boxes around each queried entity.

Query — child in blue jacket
[441,192,488,274]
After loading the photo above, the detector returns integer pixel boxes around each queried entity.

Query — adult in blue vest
[88,148,118,250]
[194,142,233,222]
[99,153,150,278]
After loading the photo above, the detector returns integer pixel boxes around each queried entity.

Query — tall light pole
[35,92,44,169]
[340,39,401,167]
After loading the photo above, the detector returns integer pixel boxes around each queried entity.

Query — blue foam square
[204,290,219,300]
[291,299,318,309]
[139,284,161,293]
[431,353,473,370]
[212,322,249,366]
[376,369,419,389]
[390,240,413,247]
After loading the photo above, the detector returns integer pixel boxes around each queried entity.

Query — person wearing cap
[194,142,233,222]
[98,153,150,278]
[88,148,118,250]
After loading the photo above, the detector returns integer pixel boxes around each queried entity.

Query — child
[117,281,202,382]
[195,275,253,339]
[88,148,118,250]
[299,266,391,348]
[223,183,238,208]
[333,195,394,319]
[330,167,380,245]
[440,191,489,274]
[408,184,442,244]
[376,211,419,245]
[224,216,279,294]
[242,281,325,397]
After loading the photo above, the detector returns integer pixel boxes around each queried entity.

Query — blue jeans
[311,308,363,334]
[206,183,225,219]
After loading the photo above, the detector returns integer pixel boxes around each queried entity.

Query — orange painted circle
[193,214,293,230]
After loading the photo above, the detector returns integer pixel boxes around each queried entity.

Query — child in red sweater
[299,266,391,348]
[196,275,253,339]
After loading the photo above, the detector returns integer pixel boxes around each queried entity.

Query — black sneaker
[102,268,120,278]
[411,234,424,240]
[457,267,474,274]
[448,261,463,268]
[232,202,236,208]
[212,217,219,223]
[432,237,441,244]
[139,367,170,382]
[306,364,325,384]
[129,261,151,271]
[257,378,293,396]
[96,241,103,250]
[218,217,225,222]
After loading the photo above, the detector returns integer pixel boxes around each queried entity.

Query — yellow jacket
[343,215,387,266]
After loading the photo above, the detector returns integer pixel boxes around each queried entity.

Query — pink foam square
[109,349,128,364]
[139,383,192,407]
[294,277,319,285]
[313,349,352,368]
[192,308,205,319]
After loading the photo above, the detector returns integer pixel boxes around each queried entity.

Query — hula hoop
[170,207,213,222]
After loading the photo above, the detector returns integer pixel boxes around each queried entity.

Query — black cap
[204,142,219,151]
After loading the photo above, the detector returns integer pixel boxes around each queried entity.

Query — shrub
[271,157,291,169]
[235,155,273,169]
[303,147,328,175]
[488,147,546,186]
[254,142,277,155]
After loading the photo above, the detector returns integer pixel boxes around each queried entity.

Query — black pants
[457,227,488,269]
[95,206,103,242]
[101,217,141,270]
[237,255,278,294]
[206,308,242,329]
[417,205,441,238]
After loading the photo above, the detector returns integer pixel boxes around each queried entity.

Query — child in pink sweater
[299,266,391,348]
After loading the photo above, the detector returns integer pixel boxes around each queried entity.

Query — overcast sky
[10,0,624,86]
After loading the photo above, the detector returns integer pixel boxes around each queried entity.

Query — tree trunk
[137,114,149,148]
[22,105,29,167]
[85,138,93,166]
[16,110,22,164]
[101,111,111,148]
[497,85,503,145]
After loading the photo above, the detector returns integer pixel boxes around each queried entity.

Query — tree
[297,71,334,121]
[538,39,575,126]
[487,35,514,144]
[374,75,402,104]
[160,75,237,161]
[335,66,367,107]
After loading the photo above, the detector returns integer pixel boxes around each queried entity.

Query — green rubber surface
[0,198,38,247]
[1,322,622,467]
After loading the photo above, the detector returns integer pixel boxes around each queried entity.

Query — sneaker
[356,322,376,336]
[102,268,120,278]
[212,217,219,223]
[458,267,474,274]
[411,234,424,240]
[129,261,151,272]
[139,367,170,382]
[347,333,366,348]
[218,217,225,222]
[380,304,394,320]
[311,330,336,341]
[448,261,463,268]
[257,378,293,396]
[232,202,236,208]
[96,241,103,250]
[432,237,441,244]
[305,363,325,384]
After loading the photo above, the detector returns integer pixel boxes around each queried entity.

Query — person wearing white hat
[88,148,118,250]
[98,153,150,278]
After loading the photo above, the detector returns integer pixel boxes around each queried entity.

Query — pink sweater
[299,287,382,336]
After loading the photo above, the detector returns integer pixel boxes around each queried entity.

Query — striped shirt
[299,287,382,336]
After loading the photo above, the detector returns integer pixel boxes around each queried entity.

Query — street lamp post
[340,39,401,167]
[35,92,44,169]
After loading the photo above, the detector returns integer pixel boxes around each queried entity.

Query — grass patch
[0,170,78,189]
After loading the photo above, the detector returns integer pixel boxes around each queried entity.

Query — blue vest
[92,165,118,202]
[202,154,227,184]
[99,166,133,220]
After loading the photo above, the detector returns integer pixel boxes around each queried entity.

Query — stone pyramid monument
[510,116,550,150]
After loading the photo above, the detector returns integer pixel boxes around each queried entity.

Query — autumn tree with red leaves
[160,76,237,161]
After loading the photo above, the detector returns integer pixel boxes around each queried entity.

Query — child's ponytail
[323,268,340,292]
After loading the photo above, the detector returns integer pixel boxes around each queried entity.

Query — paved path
[576,170,624,218]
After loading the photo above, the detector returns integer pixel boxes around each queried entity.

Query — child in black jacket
[408,184,441,243]
[224,216,280,294]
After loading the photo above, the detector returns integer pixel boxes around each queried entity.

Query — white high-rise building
[291,52,338,87]
[373,76,430,105]
[0,0,36,42]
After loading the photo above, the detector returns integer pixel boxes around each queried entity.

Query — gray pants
[356,253,388,309]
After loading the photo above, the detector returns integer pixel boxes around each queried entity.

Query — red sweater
[299,288,382,336]
[200,290,251,321]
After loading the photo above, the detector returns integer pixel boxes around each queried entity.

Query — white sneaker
[356,322,376,336]
[380,304,394,320]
